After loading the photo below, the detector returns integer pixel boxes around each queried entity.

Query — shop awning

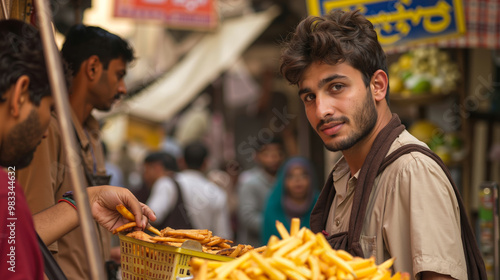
[110,6,280,123]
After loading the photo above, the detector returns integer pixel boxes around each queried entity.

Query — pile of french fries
[189,218,410,280]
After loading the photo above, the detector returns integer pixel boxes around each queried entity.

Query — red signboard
[114,0,218,30]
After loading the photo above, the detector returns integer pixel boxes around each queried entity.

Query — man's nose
[316,93,335,119]
[118,80,127,96]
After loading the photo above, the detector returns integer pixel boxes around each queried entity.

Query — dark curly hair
[280,10,390,102]
[61,24,135,76]
[0,20,50,106]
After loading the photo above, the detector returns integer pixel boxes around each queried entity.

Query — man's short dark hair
[0,20,50,105]
[144,151,178,172]
[183,142,208,170]
[256,136,284,153]
[61,24,134,75]
[280,9,390,102]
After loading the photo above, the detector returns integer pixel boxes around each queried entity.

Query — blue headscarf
[261,157,319,245]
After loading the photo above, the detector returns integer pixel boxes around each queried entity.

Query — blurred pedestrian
[146,141,232,239]
[237,137,285,246]
[261,157,319,244]
[139,151,179,220]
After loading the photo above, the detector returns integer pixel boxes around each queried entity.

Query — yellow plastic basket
[119,234,233,280]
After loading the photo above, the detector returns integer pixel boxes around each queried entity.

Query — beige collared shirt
[18,109,111,280]
[325,130,467,280]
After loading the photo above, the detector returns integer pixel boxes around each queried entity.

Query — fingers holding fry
[112,222,137,234]
[116,204,135,221]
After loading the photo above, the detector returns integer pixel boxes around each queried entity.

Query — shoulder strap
[378,144,487,280]
[158,177,193,230]
[37,233,67,280]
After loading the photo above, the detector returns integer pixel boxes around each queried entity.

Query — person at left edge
[17,23,135,279]
[0,19,156,280]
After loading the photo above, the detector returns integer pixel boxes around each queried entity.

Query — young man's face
[0,95,54,169]
[90,58,127,111]
[285,166,311,200]
[142,161,163,188]
[298,61,378,152]
[256,143,284,176]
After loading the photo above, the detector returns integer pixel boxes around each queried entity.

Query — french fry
[346,257,374,270]
[253,245,267,253]
[233,269,250,280]
[244,266,263,278]
[250,251,286,280]
[112,222,136,234]
[116,204,135,221]
[229,245,244,258]
[354,265,378,278]
[290,218,301,236]
[324,250,357,278]
[372,269,391,280]
[274,237,302,257]
[275,220,290,239]
[198,260,208,280]
[308,255,321,280]
[150,236,190,243]
[287,239,315,260]
[379,257,395,270]
[283,268,307,280]
[336,249,354,261]
[214,252,251,278]
[206,237,224,246]
[116,204,161,235]
[268,235,295,251]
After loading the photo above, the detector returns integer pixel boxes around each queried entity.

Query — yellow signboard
[306,0,466,47]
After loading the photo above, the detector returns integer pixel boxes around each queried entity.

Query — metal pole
[0,0,11,19]
[494,183,499,280]
[34,0,106,279]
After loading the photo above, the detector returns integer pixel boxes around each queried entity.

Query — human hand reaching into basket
[87,186,157,234]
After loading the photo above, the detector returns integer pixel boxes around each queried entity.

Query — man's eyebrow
[317,74,347,89]
[298,88,310,96]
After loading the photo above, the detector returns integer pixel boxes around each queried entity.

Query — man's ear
[85,55,102,80]
[10,75,30,117]
[370,70,388,102]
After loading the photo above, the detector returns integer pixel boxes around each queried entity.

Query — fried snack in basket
[152,228,238,254]
[189,218,411,280]
[119,226,261,257]
[115,204,161,235]
[126,230,158,243]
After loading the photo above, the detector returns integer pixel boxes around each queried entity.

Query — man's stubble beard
[0,109,44,169]
[323,88,378,152]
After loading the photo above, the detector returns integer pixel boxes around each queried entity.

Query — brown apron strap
[378,144,487,280]
[348,116,405,256]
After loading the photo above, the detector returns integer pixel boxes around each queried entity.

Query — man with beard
[17,24,135,279]
[0,19,155,279]
[280,10,485,280]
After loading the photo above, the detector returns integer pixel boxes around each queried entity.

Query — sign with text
[306,0,466,47]
[114,0,218,30]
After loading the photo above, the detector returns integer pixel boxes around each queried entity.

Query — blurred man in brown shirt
[17,24,134,279]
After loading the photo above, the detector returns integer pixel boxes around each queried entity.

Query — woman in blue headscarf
[261,157,319,244]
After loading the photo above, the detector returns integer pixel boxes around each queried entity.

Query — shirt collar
[332,156,361,182]
[70,109,100,150]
